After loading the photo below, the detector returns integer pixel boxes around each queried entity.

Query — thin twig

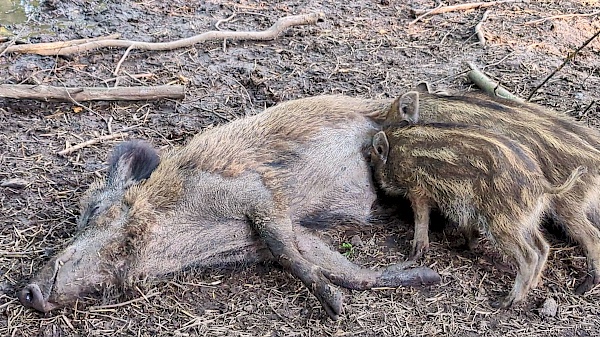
[114,44,136,76]
[524,11,600,25]
[580,100,597,118]
[64,86,98,116]
[215,13,237,30]
[411,0,520,18]
[5,13,323,56]
[58,133,129,156]
[102,73,155,84]
[527,29,600,101]
[409,3,443,26]
[466,62,524,103]
[0,17,32,57]
[475,10,490,46]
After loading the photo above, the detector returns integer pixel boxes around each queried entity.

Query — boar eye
[90,204,100,216]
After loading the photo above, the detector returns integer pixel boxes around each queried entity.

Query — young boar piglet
[371,92,586,307]
[393,88,600,294]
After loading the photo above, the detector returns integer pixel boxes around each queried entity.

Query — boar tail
[545,166,587,195]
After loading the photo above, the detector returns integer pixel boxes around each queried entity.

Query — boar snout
[18,283,57,313]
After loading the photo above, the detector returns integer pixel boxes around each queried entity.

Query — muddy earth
[1,0,600,336]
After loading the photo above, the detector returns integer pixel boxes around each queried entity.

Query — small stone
[350,235,363,247]
[540,297,558,317]
[0,178,28,189]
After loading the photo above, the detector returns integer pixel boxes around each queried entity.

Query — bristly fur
[371,121,584,308]
[25,95,447,319]
[386,90,600,295]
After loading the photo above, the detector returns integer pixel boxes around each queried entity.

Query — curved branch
[5,13,324,56]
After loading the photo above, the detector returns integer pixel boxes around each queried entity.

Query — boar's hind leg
[529,229,550,289]
[489,226,539,308]
[554,201,600,294]
[295,228,442,289]
[249,213,343,320]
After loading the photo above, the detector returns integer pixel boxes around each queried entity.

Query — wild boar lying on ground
[387,89,600,295]
[371,93,585,307]
[18,96,441,320]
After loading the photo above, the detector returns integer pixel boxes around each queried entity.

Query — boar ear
[372,131,390,164]
[415,82,432,93]
[398,91,420,124]
[107,140,160,187]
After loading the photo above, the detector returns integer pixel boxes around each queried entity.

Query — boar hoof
[490,296,513,309]
[378,265,441,287]
[408,241,429,261]
[315,282,343,320]
[574,274,599,295]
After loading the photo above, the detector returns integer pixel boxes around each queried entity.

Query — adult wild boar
[387,89,600,294]
[18,96,441,320]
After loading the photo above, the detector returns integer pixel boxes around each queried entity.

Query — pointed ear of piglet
[398,91,420,124]
[107,140,160,187]
[372,131,390,164]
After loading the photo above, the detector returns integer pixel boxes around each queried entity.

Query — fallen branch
[411,0,520,19]
[524,11,600,25]
[0,84,184,102]
[475,10,490,46]
[3,34,120,55]
[58,133,128,156]
[466,62,524,103]
[527,29,600,101]
[4,13,323,56]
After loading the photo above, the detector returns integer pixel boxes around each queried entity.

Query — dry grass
[1,0,600,336]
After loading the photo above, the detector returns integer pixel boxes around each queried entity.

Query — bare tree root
[466,62,524,103]
[527,29,600,101]
[411,0,521,23]
[0,84,185,102]
[4,13,323,56]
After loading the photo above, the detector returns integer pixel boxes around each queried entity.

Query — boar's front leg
[294,227,442,289]
[248,211,343,320]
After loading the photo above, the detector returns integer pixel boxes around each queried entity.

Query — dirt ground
[1,0,600,336]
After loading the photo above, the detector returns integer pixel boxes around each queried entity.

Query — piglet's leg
[249,212,343,320]
[408,190,432,261]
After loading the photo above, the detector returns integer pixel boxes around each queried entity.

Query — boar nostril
[24,289,32,302]
[18,284,52,312]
